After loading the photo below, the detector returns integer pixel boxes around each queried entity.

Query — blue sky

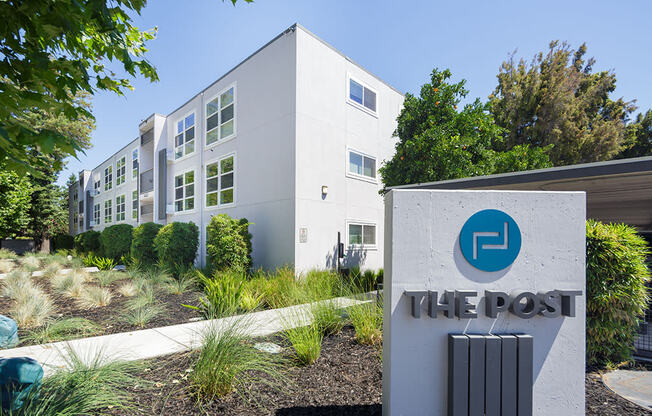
[58,0,652,185]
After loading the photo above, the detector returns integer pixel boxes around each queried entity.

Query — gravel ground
[107,326,649,415]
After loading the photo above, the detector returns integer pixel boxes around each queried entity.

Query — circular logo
[459,209,521,272]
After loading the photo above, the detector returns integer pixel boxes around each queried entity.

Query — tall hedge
[206,214,252,273]
[100,224,133,261]
[586,220,650,367]
[131,222,163,266]
[51,233,74,251]
[74,230,101,254]
[153,221,199,271]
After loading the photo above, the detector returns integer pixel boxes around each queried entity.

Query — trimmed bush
[99,224,133,261]
[206,214,252,273]
[51,234,74,251]
[153,221,199,271]
[74,231,101,254]
[586,220,650,367]
[131,222,163,266]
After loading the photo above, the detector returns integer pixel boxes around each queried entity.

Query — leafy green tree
[619,110,652,159]
[380,69,551,190]
[489,41,636,166]
[0,170,32,239]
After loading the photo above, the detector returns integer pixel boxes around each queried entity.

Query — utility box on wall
[382,190,586,416]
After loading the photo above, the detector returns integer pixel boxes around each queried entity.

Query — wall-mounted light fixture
[321,185,328,196]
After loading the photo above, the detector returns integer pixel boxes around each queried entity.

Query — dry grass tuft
[20,255,42,271]
[77,286,113,308]
[11,286,54,329]
[117,281,138,297]
[0,259,16,274]
[52,271,86,298]
[2,270,33,298]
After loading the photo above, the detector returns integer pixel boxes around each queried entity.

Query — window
[132,149,139,179]
[79,200,84,214]
[348,150,376,179]
[104,200,112,223]
[174,170,195,212]
[93,203,100,225]
[115,195,125,221]
[349,78,376,112]
[206,154,235,207]
[116,156,126,186]
[94,180,101,192]
[104,166,113,191]
[206,86,235,145]
[348,223,376,247]
[174,113,195,159]
[132,190,138,219]
[72,189,78,204]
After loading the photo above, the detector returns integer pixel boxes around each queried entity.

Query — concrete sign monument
[383,190,586,416]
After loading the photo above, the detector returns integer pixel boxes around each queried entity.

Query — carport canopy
[392,156,652,233]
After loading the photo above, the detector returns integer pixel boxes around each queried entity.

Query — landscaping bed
[104,327,648,416]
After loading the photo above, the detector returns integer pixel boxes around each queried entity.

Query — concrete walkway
[603,370,652,410]
[0,296,369,376]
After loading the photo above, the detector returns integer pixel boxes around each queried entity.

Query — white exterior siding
[70,24,402,273]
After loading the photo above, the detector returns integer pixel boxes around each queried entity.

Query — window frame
[347,75,378,116]
[204,152,236,209]
[104,199,113,224]
[346,220,377,249]
[131,148,139,180]
[345,148,378,183]
[116,156,126,187]
[173,168,196,214]
[104,165,113,191]
[205,83,237,148]
[115,194,126,222]
[132,190,138,220]
[93,203,100,225]
[173,110,196,161]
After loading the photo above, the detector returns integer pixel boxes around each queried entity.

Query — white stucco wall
[293,26,403,273]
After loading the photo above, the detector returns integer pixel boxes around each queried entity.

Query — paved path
[602,370,652,410]
[0,297,368,376]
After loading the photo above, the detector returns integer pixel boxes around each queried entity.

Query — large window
[132,190,138,219]
[174,170,195,212]
[174,113,195,159]
[116,156,126,186]
[93,203,100,225]
[348,150,376,179]
[115,195,125,221]
[348,223,376,247]
[132,149,139,179]
[206,86,235,146]
[206,154,235,207]
[349,78,377,113]
[104,200,112,223]
[104,166,113,191]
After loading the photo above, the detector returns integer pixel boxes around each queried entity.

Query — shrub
[206,214,252,273]
[153,222,199,272]
[187,270,245,318]
[99,224,133,261]
[191,320,286,400]
[130,222,163,267]
[51,233,74,251]
[349,299,383,346]
[74,230,101,254]
[586,220,650,367]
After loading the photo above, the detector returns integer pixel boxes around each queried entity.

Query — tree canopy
[489,41,636,166]
[380,69,551,191]
[619,110,652,159]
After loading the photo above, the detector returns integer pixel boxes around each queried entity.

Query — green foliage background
[131,222,163,266]
[74,230,101,254]
[153,222,199,272]
[206,214,252,273]
[586,220,650,367]
[100,224,133,261]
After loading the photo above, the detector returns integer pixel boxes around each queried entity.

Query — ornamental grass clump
[19,254,41,272]
[187,270,245,318]
[43,262,63,279]
[11,286,54,329]
[311,300,344,337]
[586,220,651,368]
[77,286,113,308]
[24,318,101,344]
[1,270,33,299]
[191,320,286,401]
[283,309,323,365]
[10,347,142,415]
[263,266,302,308]
[123,304,163,328]
[117,281,138,297]
[0,258,16,274]
[94,271,123,287]
[349,298,383,346]
[52,270,87,298]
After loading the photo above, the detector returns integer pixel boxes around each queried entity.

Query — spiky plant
[311,300,344,337]
[77,286,113,308]
[348,299,383,346]
[52,271,86,298]
[94,271,124,287]
[43,262,64,279]
[0,258,16,274]
[162,271,196,295]
[11,286,54,329]
[19,255,41,272]
[283,320,323,366]
[123,304,163,328]
[190,320,287,401]
[1,270,34,298]
[117,281,138,297]
[0,248,18,259]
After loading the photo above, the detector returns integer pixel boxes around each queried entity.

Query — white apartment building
[68,24,404,272]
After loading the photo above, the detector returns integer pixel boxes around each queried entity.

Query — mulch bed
[108,327,650,416]
[0,274,203,346]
